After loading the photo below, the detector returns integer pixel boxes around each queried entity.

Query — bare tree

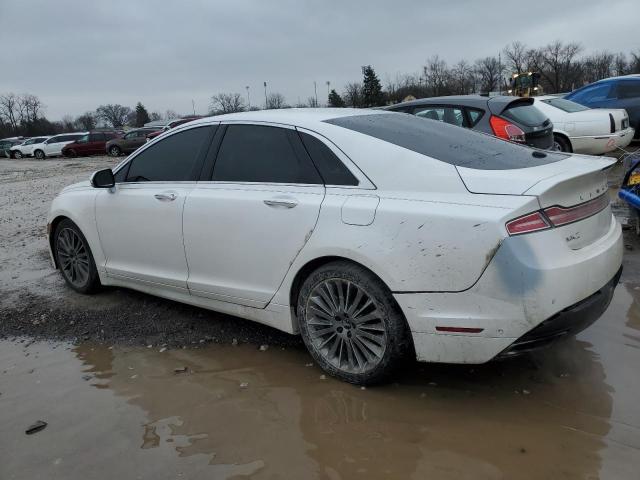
[343,82,362,108]
[265,92,288,109]
[503,41,528,74]
[75,112,97,131]
[449,60,475,95]
[423,55,450,96]
[582,51,615,83]
[209,93,246,114]
[149,112,162,121]
[629,50,640,74]
[19,94,44,124]
[96,104,132,128]
[475,56,503,93]
[0,93,20,132]
[531,41,583,93]
[306,96,319,108]
[61,115,75,131]
[164,109,179,120]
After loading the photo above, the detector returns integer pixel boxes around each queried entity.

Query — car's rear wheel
[553,134,572,153]
[13,151,22,159]
[297,261,411,385]
[109,145,121,157]
[54,219,101,294]
[34,149,45,160]
[65,149,77,158]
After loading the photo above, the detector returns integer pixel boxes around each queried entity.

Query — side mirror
[91,168,115,188]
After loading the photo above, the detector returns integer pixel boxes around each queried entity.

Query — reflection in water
[71,336,615,479]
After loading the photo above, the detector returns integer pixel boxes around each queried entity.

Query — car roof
[186,108,388,129]
[384,95,491,109]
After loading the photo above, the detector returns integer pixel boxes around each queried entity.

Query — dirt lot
[1,153,640,479]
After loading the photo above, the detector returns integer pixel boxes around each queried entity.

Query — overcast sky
[2,0,638,120]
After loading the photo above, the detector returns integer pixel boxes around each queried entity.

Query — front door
[95,125,215,290]
[183,123,325,307]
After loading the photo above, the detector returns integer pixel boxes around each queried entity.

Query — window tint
[212,125,322,184]
[618,81,640,99]
[298,132,358,186]
[541,97,589,112]
[467,108,484,127]
[414,106,465,127]
[126,126,212,182]
[569,83,612,104]
[325,113,567,170]
[501,103,548,127]
[89,133,105,142]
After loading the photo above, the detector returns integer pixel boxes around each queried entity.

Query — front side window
[125,126,212,182]
[212,125,322,184]
[76,134,89,143]
[617,81,640,99]
[569,83,612,104]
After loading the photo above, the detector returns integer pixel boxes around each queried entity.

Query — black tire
[13,150,23,159]
[53,219,101,294]
[297,261,411,385]
[109,145,121,157]
[553,134,572,153]
[65,149,77,158]
[34,149,45,160]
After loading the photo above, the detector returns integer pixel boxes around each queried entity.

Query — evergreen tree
[361,65,384,107]
[328,89,345,107]
[135,102,151,127]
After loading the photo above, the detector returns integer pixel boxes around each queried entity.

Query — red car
[61,131,121,157]
[145,116,203,141]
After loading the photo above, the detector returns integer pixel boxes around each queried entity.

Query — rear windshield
[501,103,548,127]
[324,113,567,170]
[541,97,589,113]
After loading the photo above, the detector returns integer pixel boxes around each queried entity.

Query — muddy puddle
[2,285,640,479]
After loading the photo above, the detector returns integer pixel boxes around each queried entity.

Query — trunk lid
[457,155,616,248]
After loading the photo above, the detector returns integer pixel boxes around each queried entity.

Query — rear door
[613,80,640,132]
[87,133,106,154]
[96,125,215,288]
[183,123,325,307]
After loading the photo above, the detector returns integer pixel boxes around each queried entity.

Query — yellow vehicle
[508,72,543,97]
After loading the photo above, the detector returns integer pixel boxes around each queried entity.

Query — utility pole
[191,99,195,115]
[263,82,268,109]
[498,52,502,95]
[246,86,251,109]
[326,81,330,105]
[314,81,318,107]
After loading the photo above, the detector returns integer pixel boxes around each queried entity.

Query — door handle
[154,193,177,202]
[263,199,298,209]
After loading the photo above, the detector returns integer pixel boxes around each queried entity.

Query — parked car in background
[0,137,27,158]
[31,133,87,159]
[61,131,121,157]
[48,109,621,384]
[145,116,203,142]
[565,75,640,140]
[8,136,51,158]
[532,95,634,154]
[105,127,162,156]
[384,95,554,149]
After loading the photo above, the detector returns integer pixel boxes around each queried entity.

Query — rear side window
[125,126,212,182]
[466,108,484,127]
[89,133,106,142]
[298,132,358,186]
[501,103,548,127]
[414,106,465,127]
[569,83,612,104]
[212,125,322,184]
[617,81,640,99]
[325,113,567,170]
[540,97,589,113]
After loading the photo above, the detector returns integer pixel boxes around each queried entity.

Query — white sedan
[533,95,634,154]
[47,109,623,384]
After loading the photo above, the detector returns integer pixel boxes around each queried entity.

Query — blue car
[565,75,640,139]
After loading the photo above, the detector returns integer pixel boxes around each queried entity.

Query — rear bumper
[570,127,635,154]
[497,266,621,357]
[396,213,623,364]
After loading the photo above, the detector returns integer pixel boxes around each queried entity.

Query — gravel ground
[0,156,301,349]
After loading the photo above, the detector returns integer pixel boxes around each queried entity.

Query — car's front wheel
[54,219,101,294]
[297,261,411,385]
[109,145,121,157]
[34,149,45,160]
[13,150,22,159]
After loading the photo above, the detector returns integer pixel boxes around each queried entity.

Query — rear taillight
[506,194,609,236]
[543,194,610,227]
[506,212,550,235]
[490,115,526,143]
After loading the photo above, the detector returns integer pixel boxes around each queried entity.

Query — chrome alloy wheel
[305,279,388,373]
[56,227,90,288]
